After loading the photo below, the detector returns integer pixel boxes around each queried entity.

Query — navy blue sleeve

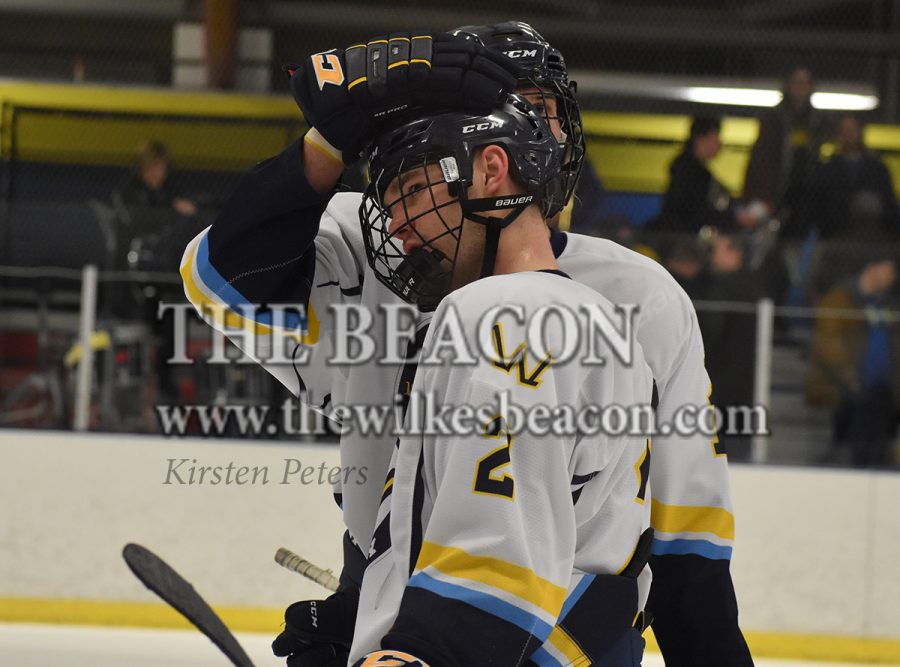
[206,137,333,305]
[648,554,754,666]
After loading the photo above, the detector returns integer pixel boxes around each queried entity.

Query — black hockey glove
[285,32,521,163]
[344,32,522,116]
[272,588,359,667]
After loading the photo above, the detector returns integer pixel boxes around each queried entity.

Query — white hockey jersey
[346,271,654,665]
[181,191,734,565]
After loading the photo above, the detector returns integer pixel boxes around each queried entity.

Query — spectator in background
[665,237,706,299]
[111,141,203,406]
[111,140,206,274]
[647,114,790,304]
[813,113,900,241]
[740,210,791,306]
[699,233,761,460]
[115,141,197,217]
[653,115,735,234]
[807,258,900,467]
[743,66,828,239]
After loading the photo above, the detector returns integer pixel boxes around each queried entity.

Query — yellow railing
[0,80,302,171]
[3,79,900,192]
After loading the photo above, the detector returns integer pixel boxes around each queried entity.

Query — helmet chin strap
[392,246,449,311]
[461,193,536,279]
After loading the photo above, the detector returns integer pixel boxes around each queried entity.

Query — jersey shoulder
[323,190,364,224]
[437,272,644,368]
[317,191,367,272]
[561,233,692,306]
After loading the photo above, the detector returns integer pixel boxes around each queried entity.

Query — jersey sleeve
[644,297,753,665]
[179,136,366,408]
[380,294,578,666]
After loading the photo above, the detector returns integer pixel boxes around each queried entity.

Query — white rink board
[728,465,900,639]
[1,430,899,640]
[0,430,346,607]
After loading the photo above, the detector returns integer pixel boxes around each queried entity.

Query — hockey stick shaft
[122,543,255,667]
[274,547,340,592]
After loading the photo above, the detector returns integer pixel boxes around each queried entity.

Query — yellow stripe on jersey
[415,541,567,618]
[651,499,735,541]
[180,238,320,343]
[548,625,592,666]
[181,242,270,333]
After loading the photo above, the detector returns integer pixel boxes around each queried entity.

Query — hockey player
[345,93,655,667]
[440,23,753,666]
[182,25,751,667]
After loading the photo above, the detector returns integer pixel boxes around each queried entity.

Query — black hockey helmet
[361,92,561,310]
[451,21,585,217]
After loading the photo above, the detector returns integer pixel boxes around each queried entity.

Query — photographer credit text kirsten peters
[163,458,368,486]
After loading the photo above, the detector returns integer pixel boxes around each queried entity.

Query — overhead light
[572,71,881,111]
[682,86,878,110]
[810,92,879,111]
[682,87,781,107]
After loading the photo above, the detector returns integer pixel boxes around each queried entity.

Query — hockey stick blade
[274,547,340,592]
[122,543,255,667]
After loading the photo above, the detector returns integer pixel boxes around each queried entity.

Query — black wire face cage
[517,79,585,218]
[360,151,467,311]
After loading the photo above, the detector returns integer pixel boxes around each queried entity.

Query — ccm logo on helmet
[503,49,538,58]
[462,121,501,134]
[495,195,534,207]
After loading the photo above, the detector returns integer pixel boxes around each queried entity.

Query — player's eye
[404,182,426,197]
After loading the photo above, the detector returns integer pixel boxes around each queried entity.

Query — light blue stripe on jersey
[652,537,733,560]
[194,233,306,330]
[408,571,554,643]
[559,573,594,620]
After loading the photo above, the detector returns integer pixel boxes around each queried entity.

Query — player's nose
[387,205,409,236]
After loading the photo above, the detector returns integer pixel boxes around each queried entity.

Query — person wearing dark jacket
[114,141,198,216]
[813,113,900,241]
[656,115,734,234]
[665,238,707,300]
[743,66,828,239]
[699,233,762,460]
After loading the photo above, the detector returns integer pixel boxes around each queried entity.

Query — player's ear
[478,144,511,195]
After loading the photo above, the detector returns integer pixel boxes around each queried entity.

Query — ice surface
[0,623,883,667]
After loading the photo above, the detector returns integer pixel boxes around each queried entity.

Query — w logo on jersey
[311,51,344,89]
[490,322,552,388]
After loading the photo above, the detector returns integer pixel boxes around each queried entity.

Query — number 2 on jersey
[473,415,515,500]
